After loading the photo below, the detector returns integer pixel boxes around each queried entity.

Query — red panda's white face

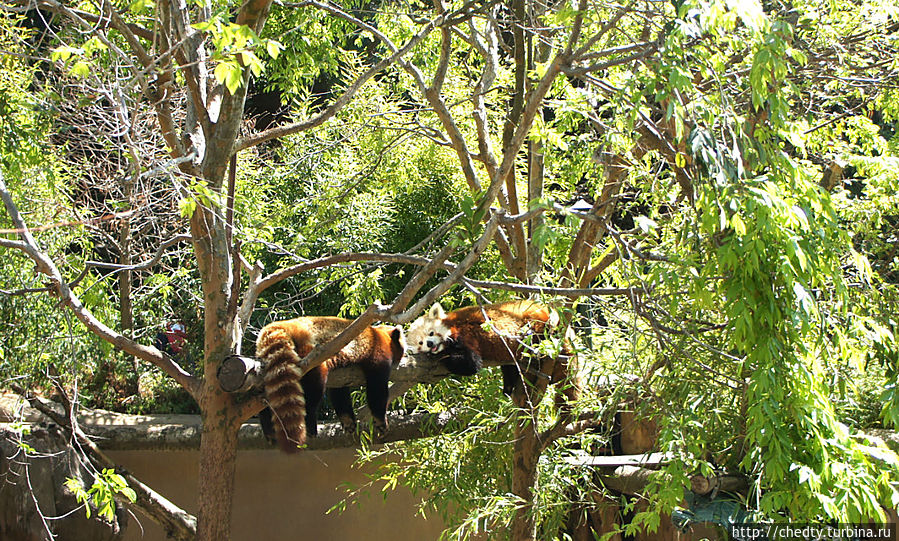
[407,303,451,354]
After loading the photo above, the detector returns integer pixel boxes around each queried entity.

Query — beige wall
[109,448,445,541]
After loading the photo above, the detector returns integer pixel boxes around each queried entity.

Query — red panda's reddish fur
[440,302,555,364]
[408,301,580,401]
[256,317,405,453]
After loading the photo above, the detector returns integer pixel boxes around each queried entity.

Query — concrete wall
[108,448,445,541]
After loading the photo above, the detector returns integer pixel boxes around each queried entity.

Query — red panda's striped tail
[257,327,307,453]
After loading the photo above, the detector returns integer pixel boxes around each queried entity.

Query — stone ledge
[0,388,457,451]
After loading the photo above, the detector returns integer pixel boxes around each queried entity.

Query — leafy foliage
[66,468,137,521]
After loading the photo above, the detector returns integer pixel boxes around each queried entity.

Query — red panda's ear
[428,303,446,319]
[391,326,404,341]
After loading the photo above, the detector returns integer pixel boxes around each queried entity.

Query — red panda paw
[373,418,388,438]
[338,414,357,434]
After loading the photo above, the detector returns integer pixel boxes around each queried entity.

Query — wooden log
[689,473,749,496]
[599,465,655,495]
[563,451,671,468]
[217,354,264,392]
[216,353,453,393]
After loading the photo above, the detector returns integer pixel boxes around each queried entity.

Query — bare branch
[430,0,452,93]
[86,234,191,271]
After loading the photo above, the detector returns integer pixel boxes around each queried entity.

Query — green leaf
[191,20,216,32]
[71,61,90,79]
[128,0,155,14]
[241,51,263,77]
[265,39,283,59]
[51,46,75,63]
[213,61,232,86]
[226,63,242,94]
[731,213,747,236]
[178,198,197,218]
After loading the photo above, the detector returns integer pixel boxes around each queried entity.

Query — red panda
[406,301,579,401]
[256,317,405,453]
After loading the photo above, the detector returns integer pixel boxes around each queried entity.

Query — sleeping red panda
[406,301,579,402]
[256,317,405,453]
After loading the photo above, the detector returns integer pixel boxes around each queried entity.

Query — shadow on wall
[109,447,444,541]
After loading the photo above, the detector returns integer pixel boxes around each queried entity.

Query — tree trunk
[510,368,551,541]
[190,197,242,541]
[196,388,240,541]
[511,406,540,541]
[119,195,137,395]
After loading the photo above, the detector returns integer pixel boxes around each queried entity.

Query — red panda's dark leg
[258,407,277,445]
[500,364,522,396]
[329,387,357,432]
[436,340,483,375]
[300,366,326,437]
[363,363,392,435]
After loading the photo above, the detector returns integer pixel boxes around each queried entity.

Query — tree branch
[233,1,437,153]
[0,171,201,396]
[11,385,197,541]
[86,234,191,271]
[429,0,452,93]
[539,412,603,453]
[22,0,154,40]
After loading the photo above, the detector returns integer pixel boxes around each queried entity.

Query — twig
[10,384,198,541]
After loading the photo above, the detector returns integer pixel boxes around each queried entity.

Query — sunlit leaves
[66,469,137,521]
[192,18,281,94]
[213,60,243,95]
[128,0,155,14]
[50,36,108,80]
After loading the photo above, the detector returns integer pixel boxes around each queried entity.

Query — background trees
[0,0,897,539]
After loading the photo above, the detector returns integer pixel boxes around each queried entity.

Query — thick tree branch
[469,16,500,180]
[430,0,452,93]
[219,352,453,393]
[561,156,627,288]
